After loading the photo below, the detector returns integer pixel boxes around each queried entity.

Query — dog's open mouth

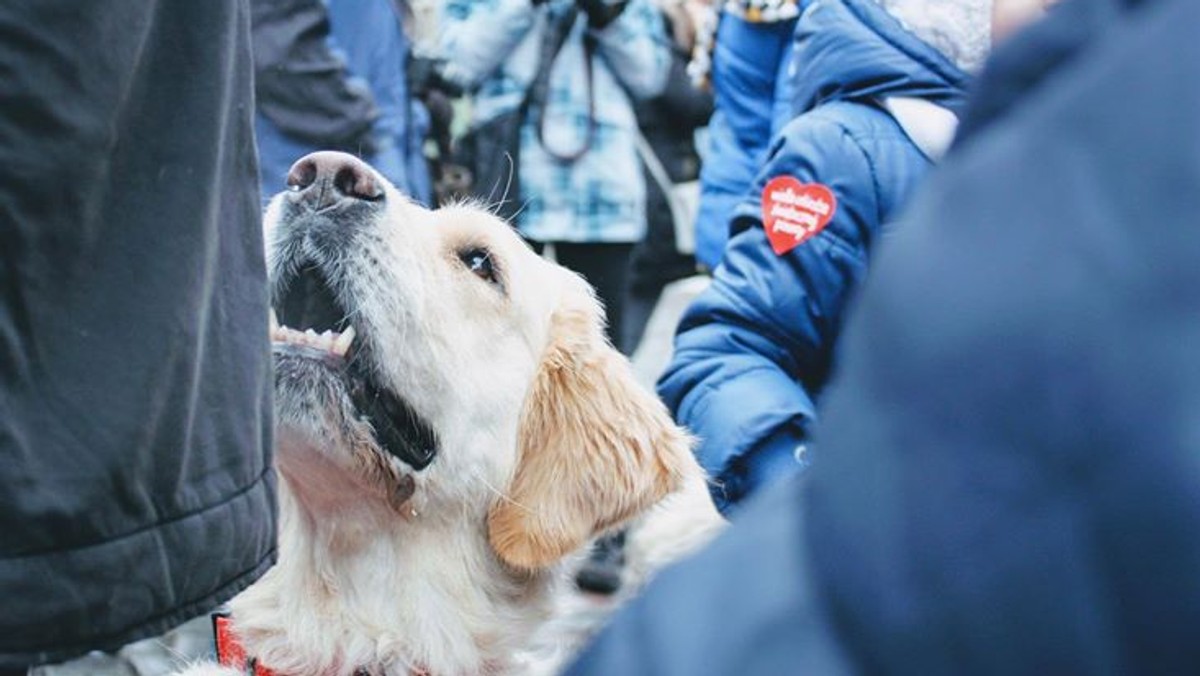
[270,264,438,471]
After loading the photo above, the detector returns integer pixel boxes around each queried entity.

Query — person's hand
[577,0,628,29]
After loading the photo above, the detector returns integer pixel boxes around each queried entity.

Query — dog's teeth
[271,322,353,357]
[332,326,356,356]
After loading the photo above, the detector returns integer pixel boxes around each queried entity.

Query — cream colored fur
[175,156,722,676]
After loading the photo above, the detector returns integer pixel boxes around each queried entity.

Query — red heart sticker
[761,176,838,256]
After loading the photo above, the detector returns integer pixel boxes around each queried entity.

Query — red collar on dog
[214,613,277,676]
[212,613,431,676]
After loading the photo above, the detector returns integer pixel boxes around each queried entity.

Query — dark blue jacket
[658,0,968,511]
[571,0,1200,672]
[253,0,431,202]
[693,14,798,269]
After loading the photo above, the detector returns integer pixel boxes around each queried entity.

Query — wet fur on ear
[487,292,691,571]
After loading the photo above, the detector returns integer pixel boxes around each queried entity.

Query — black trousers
[528,241,635,355]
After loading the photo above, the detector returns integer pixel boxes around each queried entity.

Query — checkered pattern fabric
[441,0,670,242]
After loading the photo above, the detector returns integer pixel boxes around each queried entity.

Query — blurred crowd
[249,0,715,360]
[4,0,1199,673]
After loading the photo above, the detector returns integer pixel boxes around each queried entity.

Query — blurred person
[690,0,802,270]
[569,0,1199,672]
[252,0,433,203]
[573,0,715,598]
[658,0,989,512]
[438,0,671,350]
[0,2,275,674]
[620,0,714,355]
[407,54,469,207]
[325,0,433,203]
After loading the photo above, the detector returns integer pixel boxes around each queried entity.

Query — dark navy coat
[658,0,968,511]
[571,0,1200,672]
[0,2,276,668]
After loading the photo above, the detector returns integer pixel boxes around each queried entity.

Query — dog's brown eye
[458,248,500,286]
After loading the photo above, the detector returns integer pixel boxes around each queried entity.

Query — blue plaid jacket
[440,0,669,243]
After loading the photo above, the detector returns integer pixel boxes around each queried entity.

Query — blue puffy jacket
[658,0,969,511]
[693,13,799,269]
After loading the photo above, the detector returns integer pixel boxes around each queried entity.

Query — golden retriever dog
[176,152,721,676]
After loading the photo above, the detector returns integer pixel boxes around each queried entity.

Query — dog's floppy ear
[487,290,691,571]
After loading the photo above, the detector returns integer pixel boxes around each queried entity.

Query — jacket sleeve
[250,0,379,150]
[657,114,881,511]
[588,0,670,100]
[691,14,798,269]
[655,49,715,130]
[438,0,538,90]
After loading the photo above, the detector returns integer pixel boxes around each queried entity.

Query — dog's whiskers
[478,476,536,517]
[505,196,534,225]
[494,152,516,210]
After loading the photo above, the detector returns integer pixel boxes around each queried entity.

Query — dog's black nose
[287,151,383,209]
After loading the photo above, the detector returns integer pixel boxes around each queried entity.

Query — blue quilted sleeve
[659,113,883,511]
